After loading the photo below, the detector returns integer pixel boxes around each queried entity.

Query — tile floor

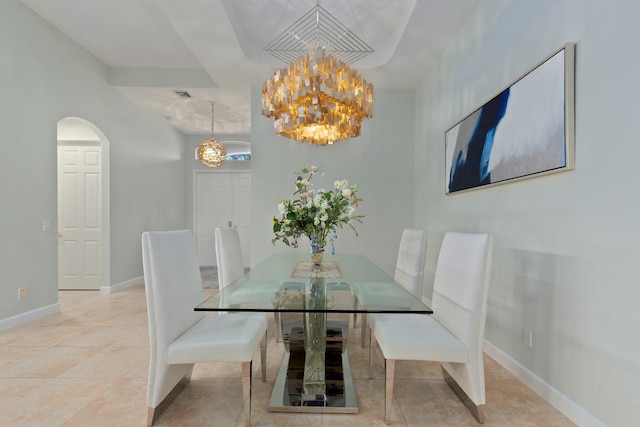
[0,284,576,427]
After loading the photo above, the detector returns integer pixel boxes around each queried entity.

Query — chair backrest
[215,227,245,289]
[431,232,493,355]
[394,229,427,299]
[142,230,204,358]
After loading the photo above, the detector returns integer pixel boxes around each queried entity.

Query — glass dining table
[195,253,432,413]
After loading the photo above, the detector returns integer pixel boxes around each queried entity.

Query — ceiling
[20,0,479,138]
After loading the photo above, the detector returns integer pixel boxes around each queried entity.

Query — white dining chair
[142,230,267,427]
[369,231,493,424]
[215,227,270,328]
[215,226,246,290]
[356,229,427,347]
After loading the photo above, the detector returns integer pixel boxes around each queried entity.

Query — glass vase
[310,241,325,266]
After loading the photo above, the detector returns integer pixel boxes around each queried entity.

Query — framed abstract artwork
[445,42,575,194]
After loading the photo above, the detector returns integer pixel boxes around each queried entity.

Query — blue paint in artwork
[479,127,496,182]
[449,88,510,192]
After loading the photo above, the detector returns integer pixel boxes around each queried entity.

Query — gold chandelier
[197,102,226,167]
[261,3,374,146]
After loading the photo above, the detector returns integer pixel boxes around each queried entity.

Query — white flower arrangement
[272,166,364,254]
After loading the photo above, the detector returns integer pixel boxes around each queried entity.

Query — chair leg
[242,361,252,427]
[275,312,282,343]
[146,372,192,426]
[353,299,358,327]
[385,359,395,425]
[146,407,155,427]
[369,330,376,379]
[441,365,485,424]
[260,332,267,382]
[361,313,368,348]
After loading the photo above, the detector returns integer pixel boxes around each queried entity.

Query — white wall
[415,1,639,426]
[0,1,186,323]
[250,88,416,276]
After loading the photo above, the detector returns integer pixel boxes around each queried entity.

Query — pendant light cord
[267,0,292,45]
[347,0,367,42]
[211,101,215,138]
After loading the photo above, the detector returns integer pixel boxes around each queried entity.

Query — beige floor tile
[0,325,91,347]
[0,326,26,346]
[54,325,131,347]
[111,324,150,347]
[485,376,575,426]
[392,379,479,426]
[124,349,151,379]
[26,309,89,327]
[60,377,148,427]
[0,378,117,427]
[0,378,52,412]
[152,378,246,426]
[0,346,43,371]
[0,288,576,427]
[2,346,102,378]
[59,346,149,379]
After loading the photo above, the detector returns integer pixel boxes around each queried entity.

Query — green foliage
[272,166,364,252]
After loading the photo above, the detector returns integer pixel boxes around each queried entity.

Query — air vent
[174,91,191,98]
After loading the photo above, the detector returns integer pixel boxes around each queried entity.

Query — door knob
[58,232,63,238]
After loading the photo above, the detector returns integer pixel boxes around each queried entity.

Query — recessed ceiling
[19,0,479,137]
[222,0,416,68]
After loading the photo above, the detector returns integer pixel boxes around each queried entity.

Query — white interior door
[195,172,234,266]
[234,173,251,266]
[194,171,251,267]
[57,144,102,290]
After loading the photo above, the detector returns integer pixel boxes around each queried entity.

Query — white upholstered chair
[142,230,266,427]
[214,226,270,329]
[369,231,493,424]
[356,229,427,347]
[214,226,246,290]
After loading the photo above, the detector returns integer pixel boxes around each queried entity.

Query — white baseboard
[0,303,61,331]
[483,340,607,427]
[100,276,143,294]
[420,295,606,427]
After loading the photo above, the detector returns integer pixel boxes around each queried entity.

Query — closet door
[194,172,251,266]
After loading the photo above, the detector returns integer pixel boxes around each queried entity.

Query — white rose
[342,188,352,198]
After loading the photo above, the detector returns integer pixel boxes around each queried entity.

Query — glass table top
[195,253,432,314]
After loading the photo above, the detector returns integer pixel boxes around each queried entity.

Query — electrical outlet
[523,328,533,348]
[18,287,27,300]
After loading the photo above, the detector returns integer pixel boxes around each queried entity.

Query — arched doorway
[57,117,110,290]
